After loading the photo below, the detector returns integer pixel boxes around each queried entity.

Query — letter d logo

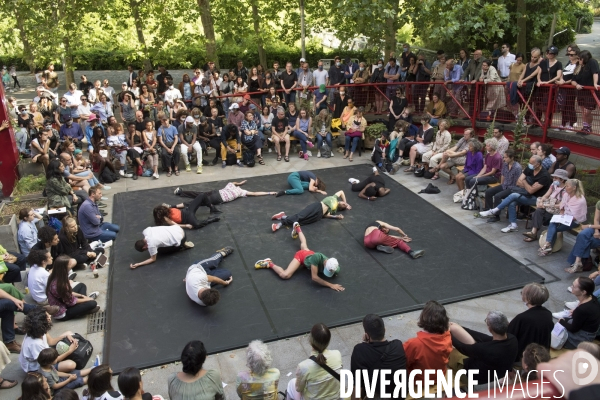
[572,351,599,386]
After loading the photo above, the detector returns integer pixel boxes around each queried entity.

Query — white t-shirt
[78,103,91,117]
[497,53,516,78]
[103,86,115,101]
[164,87,182,105]
[143,225,185,256]
[28,265,50,303]
[186,264,211,306]
[19,334,48,372]
[64,90,83,107]
[313,69,328,87]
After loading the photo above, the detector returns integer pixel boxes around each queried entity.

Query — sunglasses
[81,98,87,101]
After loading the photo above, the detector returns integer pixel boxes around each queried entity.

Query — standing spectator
[127,65,138,88]
[460,49,483,113]
[156,66,170,97]
[236,340,280,399]
[17,208,42,257]
[497,44,516,81]
[247,67,263,103]
[78,186,120,243]
[351,314,406,397]
[63,83,83,122]
[572,50,599,134]
[297,62,313,111]
[235,60,249,82]
[352,62,371,107]
[403,301,452,383]
[328,56,345,104]
[102,80,116,104]
[9,65,20,90]
[343,56,359,86]
[168,340,224,400]
[413,55,432,114]
[556,46,580,130]
[507,283,553,361]
[43,63,60,101]
[287,323,341,400]
[157,112,181,176]
[281,62,298,105]
[450,311,519,384]
[371,59,387,114]
[313,60,329,87]
[400,44,416,81]
[480,59,506,114]
[384,58,401,100]
[491,43,501,68]
[535,46,563,122]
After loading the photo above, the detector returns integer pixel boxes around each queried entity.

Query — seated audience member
[433,128,474,183]
[0,342,17,388]
[157,112,181,177]
[178,116,203,173]
[87,364,123,400]
[483,149,522,220]
[47,255,99,321]
[27,250,53,304]
[168,340,225,400]
[185,247,234,307]
[425,94,446,126]
[403,301,452,381]
[536,142,555,170]
[19,307,78,372]
[404,116,435,171]
[491,128,510,156]
[240,110,265,165]
[236,340,280,399]
[548,146,576,178]
[557,277,600,349]
[45,159,84,212]
[17,207,42,256]
[455,139,483,191]
[519,343,550,382]
[351,314,406,397]
[38,347,91,394]
[313,109,333,158]
[480,155,552,233]
[131,225,194,269]
[31,226,61,266]
[507,283,553,360]
[118,366,164,400]
[566,199,600,273]
[449,311,518,384]
[421,120,451,178]
[58,216,102,268]
[538,179,587,256]
[0,289,38,353]
[363,219,424,258]
[349,168,390,200]
[18,371,51,400]
[221,124,244,168]
[522,169,568,241]
[78,186,120,243]
[370,131,390,172]
[287,323,342,400]
[465,138,502,189]
[292,108,313,160]
[343,107,366,162]
[0,244,27,284]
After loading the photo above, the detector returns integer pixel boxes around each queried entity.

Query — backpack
[48,217,62,234]
[242,149,255,167]
[321,143,331,158]
[99,167,120,184]
[413,165,425,177]
[59,333,93,370]
[461,184,480,211]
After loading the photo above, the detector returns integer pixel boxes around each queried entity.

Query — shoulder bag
[309,355,340,381]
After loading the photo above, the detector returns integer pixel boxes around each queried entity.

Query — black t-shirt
[574,58,600,86]
[507,306,553,361]
[364,175,385,197]
[272,116,288,133]
[281,70,297,90]
[523,167,552,197]
[350,340,407,398]
[401,52,416,69]
[135,120,146,133]
[539,60,563,82]
[560,298,600,333]
[298,171,316,182]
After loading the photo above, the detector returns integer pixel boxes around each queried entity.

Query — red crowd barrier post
[541,84,555,142]
[0,84,19,197]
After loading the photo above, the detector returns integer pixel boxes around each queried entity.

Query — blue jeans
[545,220,580,245]
[89,222,120,243]
[567,228,600,265]
[283,91,296,105]
[4,251,27,283]
[316,133,333,150]
[74,171,100,187]
[496,192,538,223]
[0,300,35,343]
[345,136,360,153]
[16,128,28,153]
[293,131,310,153]
[593,275,600,298]
[197,253,231,284]
[430,118,439,126]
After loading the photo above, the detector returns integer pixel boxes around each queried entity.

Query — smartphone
[96,254,108,268]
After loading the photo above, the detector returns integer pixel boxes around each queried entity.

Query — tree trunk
[299,0,306,59]
[384,1,400,57]
[251,0,267,68]
[129,0,153,71]
[15,11,35,73]
[62,36,75,87]
[516,0,527,54]
[197,0,220,70]
[547,13,557,48]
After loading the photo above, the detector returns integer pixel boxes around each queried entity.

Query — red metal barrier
[0,84,19,197]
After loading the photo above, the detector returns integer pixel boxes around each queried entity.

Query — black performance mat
[105,165,543,372]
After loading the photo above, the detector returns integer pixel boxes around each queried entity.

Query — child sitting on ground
[38,347,92,394]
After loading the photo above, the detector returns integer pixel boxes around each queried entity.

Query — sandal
[537,245,553,257]
[343,154,348,159]
[0,378,18,389]
[175,170,180,176]
[522,232,536,240]
[447,177,456,185]
[523,237,535,242]
[284,156,289,162]
[565,263,583,273]
[349,157,353,162]
[298,151,304,158]
[404,166,415,172]
[258,158,265,165]
[431,174,440,180]
[277,155,282,161]
[167,171,172,177]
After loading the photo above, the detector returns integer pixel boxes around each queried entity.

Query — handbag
[551,322,568,350]
[59,333,94,369]
[413,165,425,177]
[453,189,466,203]
[461,183,480,210]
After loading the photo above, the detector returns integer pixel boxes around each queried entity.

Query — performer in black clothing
[173,181,276,213]
[153,195,220,229]
[348,169,390,200]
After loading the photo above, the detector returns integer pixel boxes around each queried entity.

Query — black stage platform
[105,165,543,372]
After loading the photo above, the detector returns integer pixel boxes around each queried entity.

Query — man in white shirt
[313,60,329,87]
[185,247,234,306]
[102,79,116,103]
[63,83,84,121]
[164,78,183,107]
[131,225,193,269]
[497,43,516,81]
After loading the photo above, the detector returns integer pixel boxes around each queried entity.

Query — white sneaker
[565,300,580,310]
[501,224,518,233]
[102,240,113,249]
[552,310,571,319]
[119,170,133,178]
[268,148,272,153]
[372,166,377,173]
[153,172,159,179]
[317,151,321,158]
[479,209,497,217]
[331,151,334,157]
[349,178,360,185]
[306,150,312,157]
[89,291,100,300]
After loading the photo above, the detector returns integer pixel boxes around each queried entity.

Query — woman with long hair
[480,59,506,112]
[142,119,159,179]
[293,108,313,160]
[313,109,333,157]
[572,49,599,134]
[219,74,234,115]
[139,84,155,119]
[247,67,263,102]
[233,76,248,104]
[45,159,81,210]
[58,216,102,267]
[88,364,123,400]
[46,255,99,321]
[18,371,51,400]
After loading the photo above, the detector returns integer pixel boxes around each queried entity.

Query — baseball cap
[185,116,194,123]
[243,94,251,100]
[319,84,326,93]
[249,104,257,110]
[324,258,340,278]
[74,149,82,155]
[547,46,559,55]
[300,57,306,62]
[229,103,239,110]
[556,146,571,156]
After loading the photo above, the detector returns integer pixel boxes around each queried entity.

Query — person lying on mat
[349,167,390,201]
[185,247,235,306]
[255,222,344,291]
[173,181,277,214]
[275,171,327,197]
[131,225,194,269]
[271,190,351,232]
[364,220,424,258]
[153,200,220,229]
